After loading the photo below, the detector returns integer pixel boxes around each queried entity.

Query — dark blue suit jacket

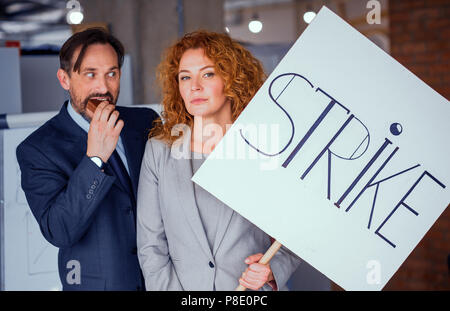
[16,102,158,290]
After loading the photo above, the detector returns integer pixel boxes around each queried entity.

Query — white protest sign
[191,6,449,290]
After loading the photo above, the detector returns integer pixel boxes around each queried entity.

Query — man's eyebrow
[81,66,119,72]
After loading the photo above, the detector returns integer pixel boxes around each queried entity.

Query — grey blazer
[136,135,301,291]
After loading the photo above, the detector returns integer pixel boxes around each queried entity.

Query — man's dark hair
[59,28,124,75]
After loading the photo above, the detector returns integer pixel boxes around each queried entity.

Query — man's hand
[238,253,274,291]
[86,101,124,163]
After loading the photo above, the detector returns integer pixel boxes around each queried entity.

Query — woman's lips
[190,98,207,105]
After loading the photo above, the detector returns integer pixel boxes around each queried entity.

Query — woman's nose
[191,77,201,91]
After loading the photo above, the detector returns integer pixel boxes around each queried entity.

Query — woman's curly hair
[149,30,266,144]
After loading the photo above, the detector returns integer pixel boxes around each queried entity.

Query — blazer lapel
[212,201,234,257]
[55,101,88,143]
[120,126,143,198]
[55,101,92,164]
[171,132,213,260]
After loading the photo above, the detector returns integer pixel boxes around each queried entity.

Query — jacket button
[88,189,94,194]
[90,184,96,190]
[86,194,92,200]
[209,261,214,268]
[93,179,99,185]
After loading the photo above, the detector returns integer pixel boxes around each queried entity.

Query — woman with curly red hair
[136,30,300,291]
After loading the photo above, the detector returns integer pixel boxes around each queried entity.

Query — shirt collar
[67,100,90,133]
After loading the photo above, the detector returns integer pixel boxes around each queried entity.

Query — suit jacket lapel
[54,101,87,143]
[212,201,234,257]
[120,126,143,199]
[171,132,213,260]
[54,101,91,163]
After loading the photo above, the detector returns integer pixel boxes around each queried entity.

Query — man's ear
[57,68,70,91]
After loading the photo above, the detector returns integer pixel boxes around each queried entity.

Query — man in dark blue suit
[16,28,158,290]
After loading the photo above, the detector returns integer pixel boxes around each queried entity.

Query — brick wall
[390,0,450,100]
[387,0,450,290]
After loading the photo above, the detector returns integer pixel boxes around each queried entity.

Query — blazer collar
[53,101,88,143]
[171,130,234,259]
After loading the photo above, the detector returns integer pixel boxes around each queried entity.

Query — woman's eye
[108,72,116,77]
[179,76,190,81]
[86,72,94,78]
[204,72,214,78]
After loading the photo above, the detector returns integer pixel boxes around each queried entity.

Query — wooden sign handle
[235,240,283,291]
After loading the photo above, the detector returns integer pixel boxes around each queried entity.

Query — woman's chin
[187,107,209,118]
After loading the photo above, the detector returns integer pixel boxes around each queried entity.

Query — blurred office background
[0,0,448,290]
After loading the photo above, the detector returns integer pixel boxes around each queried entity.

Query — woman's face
[178,48,230,119]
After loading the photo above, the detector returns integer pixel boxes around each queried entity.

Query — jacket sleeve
[136,140,184,290]
[16,141,115,248]
[265,245,301,291]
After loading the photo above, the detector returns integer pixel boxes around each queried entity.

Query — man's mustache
[84,92,114,104]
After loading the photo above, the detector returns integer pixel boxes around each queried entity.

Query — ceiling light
[248,13,262,34]
[67,11,83,24]
[66,0,84,25]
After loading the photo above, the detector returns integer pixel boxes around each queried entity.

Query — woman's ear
[57,68,70,91]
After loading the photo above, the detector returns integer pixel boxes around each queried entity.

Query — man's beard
[69,90,119,123]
